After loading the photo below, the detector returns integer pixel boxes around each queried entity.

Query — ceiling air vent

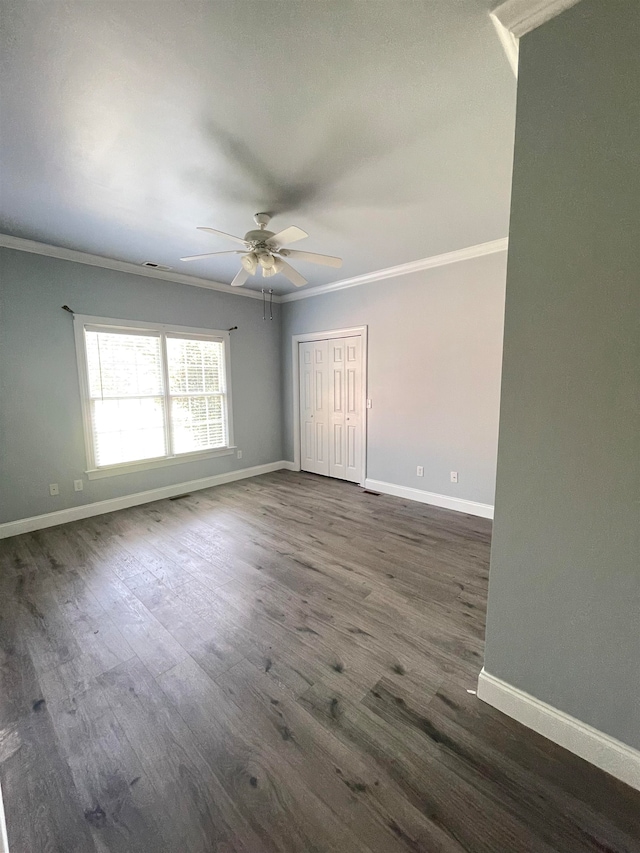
[142,261,172,271]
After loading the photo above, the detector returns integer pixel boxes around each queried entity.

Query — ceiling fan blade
[230,267,250,287]
[269,225,308,246]
[281,249,342,268]
[181,250,245,262]
[278,260,307,287]
[196,226,248,246]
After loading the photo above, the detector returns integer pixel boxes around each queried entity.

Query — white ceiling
[0,1,517,294]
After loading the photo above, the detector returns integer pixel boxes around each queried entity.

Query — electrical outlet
[237,450,243,459]
[416,466,424,477]
[49,483,59,496]
[74,479,83,492]
[450,471,458,483]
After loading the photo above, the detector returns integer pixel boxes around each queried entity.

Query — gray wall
[282,251,507,507]
[0,248,283,523]
[484,0,640,749]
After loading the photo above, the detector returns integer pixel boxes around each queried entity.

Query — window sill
[86,447,236,480]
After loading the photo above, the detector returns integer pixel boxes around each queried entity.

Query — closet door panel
[299,340,329,475]
[329,338,346,479]
[344,336,362,483]
[300,335,362,483]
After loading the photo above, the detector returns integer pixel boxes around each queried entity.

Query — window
[74,316,234,478]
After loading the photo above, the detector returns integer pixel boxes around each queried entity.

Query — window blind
[85,330,166,466]
[83,326,229,469]
[166,336,227,454]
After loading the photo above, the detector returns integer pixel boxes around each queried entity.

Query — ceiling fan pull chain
[269,288,273,321]
[261,288,266,321]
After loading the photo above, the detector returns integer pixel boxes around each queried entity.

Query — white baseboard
[477,668,640,791]
[0,461,292,540]
[364,478,494,519]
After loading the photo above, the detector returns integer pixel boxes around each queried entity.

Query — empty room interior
[0,1,638,851]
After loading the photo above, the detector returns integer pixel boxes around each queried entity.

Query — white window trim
[73,314,235,479]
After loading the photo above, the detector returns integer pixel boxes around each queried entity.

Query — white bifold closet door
[299,336,363,483]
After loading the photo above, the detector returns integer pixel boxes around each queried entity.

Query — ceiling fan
[180,213,342,287]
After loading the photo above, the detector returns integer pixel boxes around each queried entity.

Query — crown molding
[280,238,508,304]
[490,12,519,77]
[0,233,269,301]
[491,0,583,38]
[1,233,510,307]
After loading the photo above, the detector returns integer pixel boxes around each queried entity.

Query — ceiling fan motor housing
[243,229,276,245]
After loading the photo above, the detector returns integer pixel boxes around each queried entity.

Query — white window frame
[73,314,235,479]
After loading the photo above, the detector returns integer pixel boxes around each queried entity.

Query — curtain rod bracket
[61,305,74,315]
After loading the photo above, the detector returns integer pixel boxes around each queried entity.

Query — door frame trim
[292,326,368,486]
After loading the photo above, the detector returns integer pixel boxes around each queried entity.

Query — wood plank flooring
[0,470,638,852]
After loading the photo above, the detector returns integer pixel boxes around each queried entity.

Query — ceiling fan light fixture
[262,265,276,278]
[258,252,275,270]
[241,252,258,273]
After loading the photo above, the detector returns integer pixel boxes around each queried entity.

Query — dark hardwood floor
[0,470,638,852]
